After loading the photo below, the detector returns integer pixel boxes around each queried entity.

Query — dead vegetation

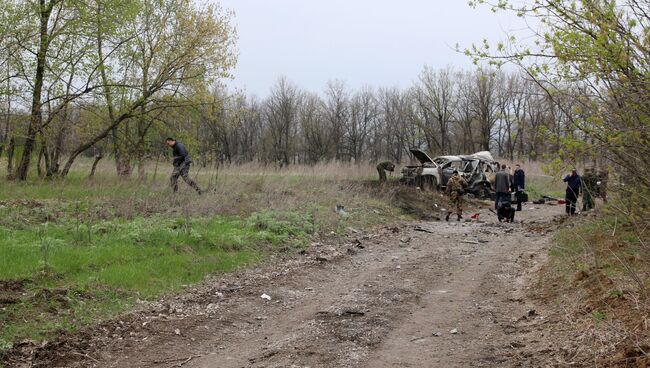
[532,207,650,367]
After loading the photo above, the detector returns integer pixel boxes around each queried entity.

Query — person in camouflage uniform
[165,137,203,194]
[376,161,395,183]
[582,167,597,211]
[445,170,468,222]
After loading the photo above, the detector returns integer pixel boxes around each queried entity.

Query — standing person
[563,168,582,216]
[494,164,511,210]
[513,164,526,211]
[582,167,597,211]
[376,161,395,183]
[445,170,467,222]
[165,137,203,194]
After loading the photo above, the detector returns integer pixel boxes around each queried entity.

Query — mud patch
[0,279,28,306]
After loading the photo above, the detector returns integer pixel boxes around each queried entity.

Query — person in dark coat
[494,164,511,210]
[512,164,526,211]
[165,137,202,194]
[563,168,582,216]
[497,200,516,223]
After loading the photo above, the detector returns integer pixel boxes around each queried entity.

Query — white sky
[213,0,530,96]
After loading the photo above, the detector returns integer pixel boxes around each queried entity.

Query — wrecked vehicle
[401,149,499,199]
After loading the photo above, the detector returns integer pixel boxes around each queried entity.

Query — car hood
[409,149,435,164]
[468,151,495,162]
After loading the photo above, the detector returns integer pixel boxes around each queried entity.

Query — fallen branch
[71,351,99,363]
[177,355,201,367]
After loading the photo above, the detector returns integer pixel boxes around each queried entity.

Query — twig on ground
[176,354,202,367]
[71,351,99,363]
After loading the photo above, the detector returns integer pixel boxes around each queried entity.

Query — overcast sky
[214,0,528,96]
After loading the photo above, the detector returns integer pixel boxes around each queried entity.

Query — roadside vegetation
[540,197,649,365]
[0,161,412,354]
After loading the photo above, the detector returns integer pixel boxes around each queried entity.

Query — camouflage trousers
[447,192,463,215]
[170,164,202,193]
[377,168,387,182]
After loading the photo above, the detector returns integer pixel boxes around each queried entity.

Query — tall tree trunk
[15,0,55,181]
[89,151,103,178]
[6,137,15,179]
[37,144,45,177]
[96,6,131,178]
[0,71,9,159]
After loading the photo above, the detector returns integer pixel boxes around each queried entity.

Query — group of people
[446,163,526,222]
[166,139,607,221]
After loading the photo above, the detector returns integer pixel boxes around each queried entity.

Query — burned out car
[401,149,499,199]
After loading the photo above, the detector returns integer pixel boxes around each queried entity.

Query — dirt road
[11,204,570,367]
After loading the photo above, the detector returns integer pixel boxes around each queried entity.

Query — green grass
[0,162,407,353]
[0,212,319,347]
[526,175,565,199]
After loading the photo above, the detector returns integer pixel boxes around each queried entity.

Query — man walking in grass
[165,137,203,194]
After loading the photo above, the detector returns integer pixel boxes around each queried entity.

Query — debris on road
[414,225,436,233]
[261,294,272,301]
[335,205,348,216]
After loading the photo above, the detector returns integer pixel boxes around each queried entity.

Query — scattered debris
[342,310,365,317]
[352,239,365,248]
[315,255,329,263]
[174,329,181,336]
[414,225,436,233]
[260,294,272,301]
[346,227,361,234]
[450,328,459,334]
[335,205,348,216]
[432,332,443,337]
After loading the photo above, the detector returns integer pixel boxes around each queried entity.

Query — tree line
[1,0,645,187]
[189,69,583,167]
[0,0,236,180]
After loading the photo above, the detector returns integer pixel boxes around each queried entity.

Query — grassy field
[0,159,415,352]
[0,157,569,353]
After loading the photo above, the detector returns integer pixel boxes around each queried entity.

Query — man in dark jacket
[165,137,202,194]
[563,168,581,216]
[497,200,516,223]
[512,164,526,211]
[494,164,511,210]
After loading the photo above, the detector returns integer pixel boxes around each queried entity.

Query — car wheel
[424,176,438,192]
